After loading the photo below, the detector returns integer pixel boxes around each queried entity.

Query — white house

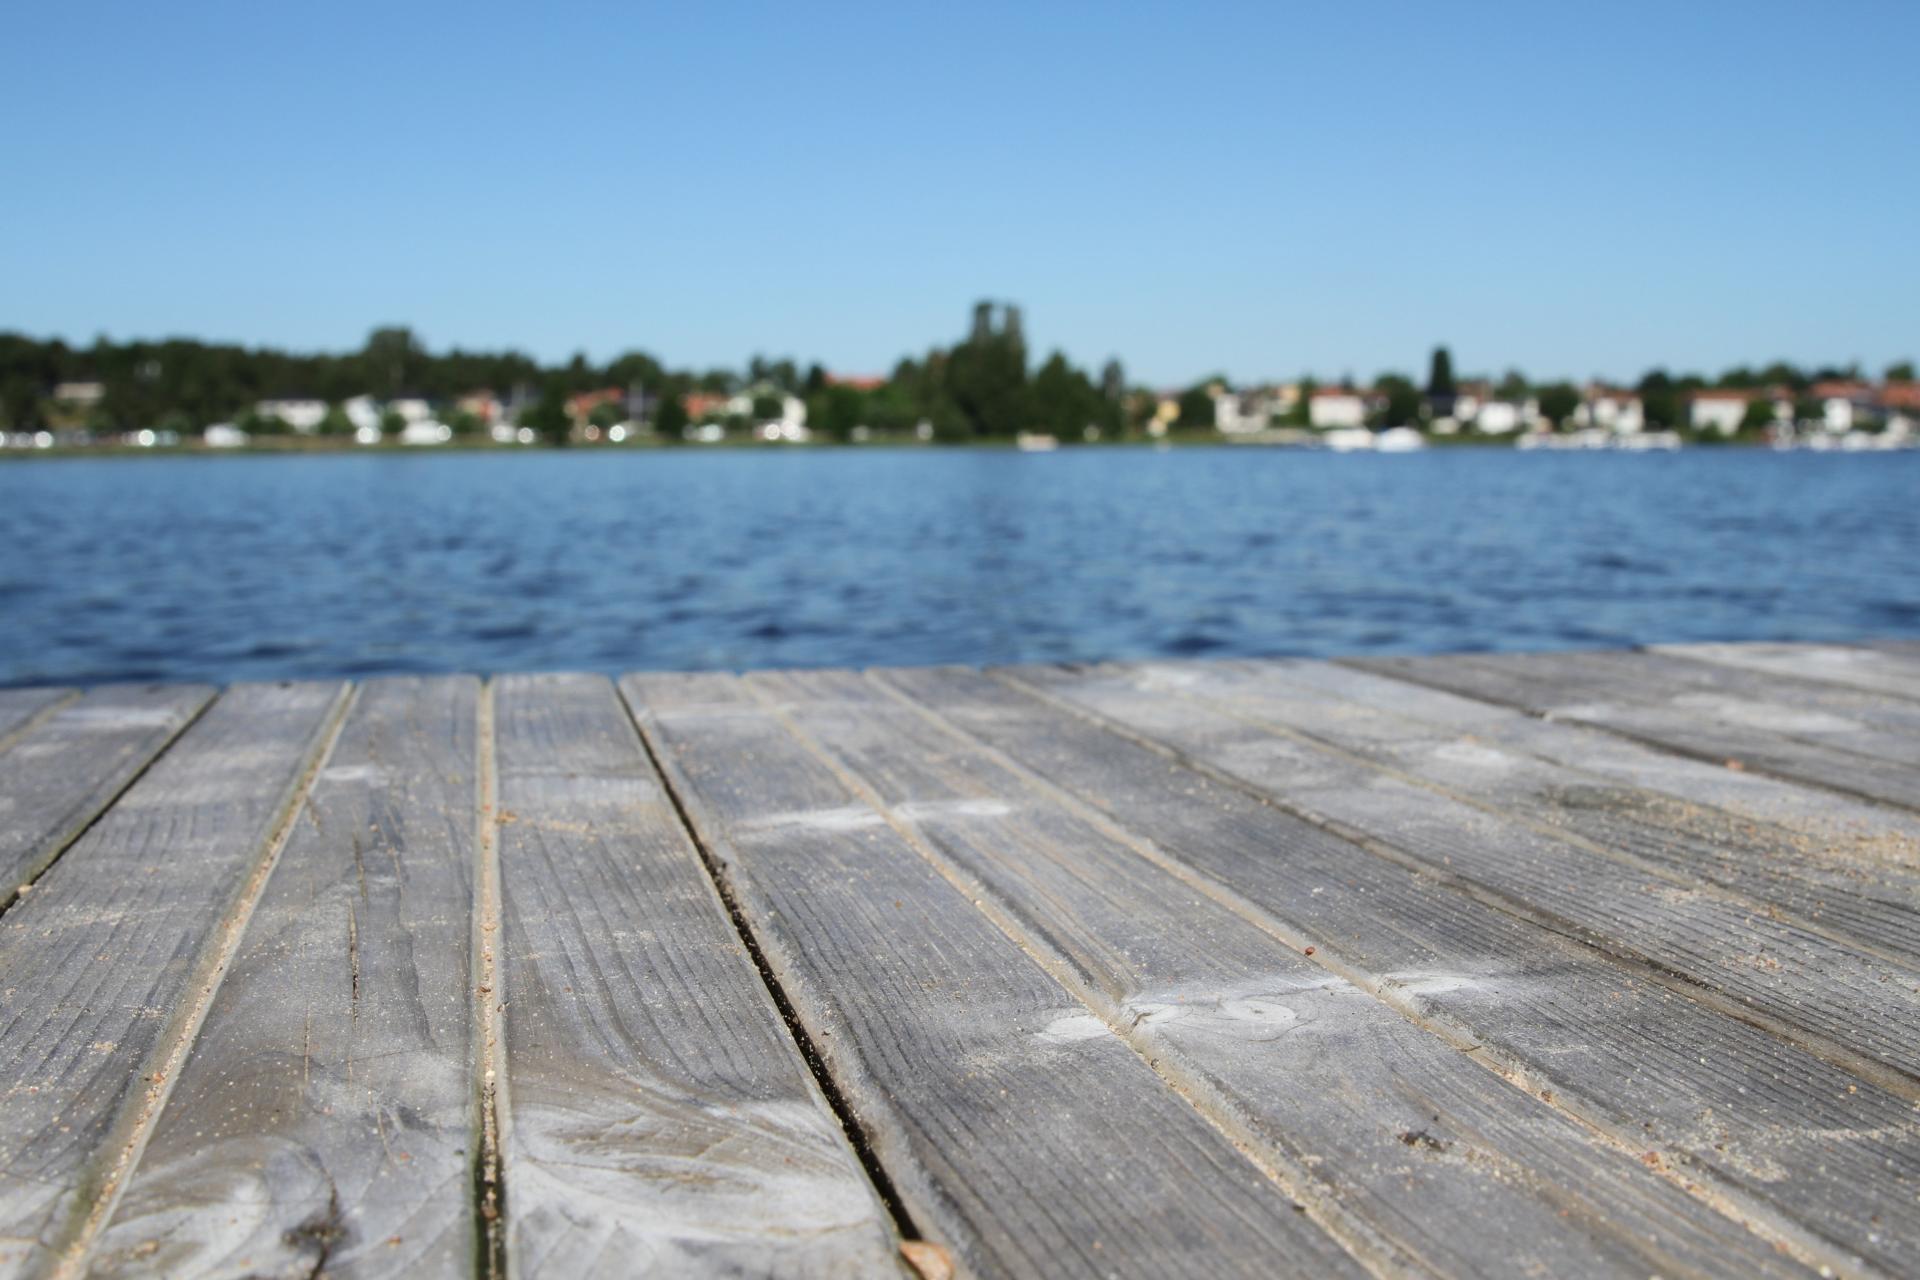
[203,423,249,448]
[1308,389,1369,429]
[399,420,453,446]
[1449,381,1490,424]
[1473,400,1535,434]
[723,384,808,432]
[1213,389,1275,434]
[255,398,329,432]
[343,395,382,432]
[1812,381,1874,433]
[1573,387,1645,434]
[1688,390,1751,436]
[386,397,434,423]
[52,381,105,407]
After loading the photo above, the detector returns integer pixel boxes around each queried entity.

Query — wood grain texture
[86,677,481,1279]
[1013,658,1920,1087]
[1348,649,1920,809]
[0,690,73,750]
[491,674,897,1279]
[1650,642,1920,702]
[0,682,348,1280]
[878,665,1920,1278]
[1169,656,1920,967]
[0,685,213,905]
[751,667,1809,1280]
[622,670,1370,1280]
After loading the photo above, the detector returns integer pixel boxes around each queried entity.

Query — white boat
[1321,427,1375,452]
[1015,432,1059,452]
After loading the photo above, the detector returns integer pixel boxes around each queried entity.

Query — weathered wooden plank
[491,674,897,1278]
[1348,649,1920,809]
[85,678,481,1279]
[622,671,1370,1280]
[0,682,349,1280]
[1025,659,1920,1063]
[877,665,1920,1278]
[751,668,1809,1279]
[0,685,213,905]
[1165,656,1920,967]
[0,689,73,750]
[1650,642,1920,702]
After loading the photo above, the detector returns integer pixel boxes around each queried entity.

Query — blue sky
[5,1,1916,386]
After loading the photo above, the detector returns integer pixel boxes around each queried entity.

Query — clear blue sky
[6,1,1916,387]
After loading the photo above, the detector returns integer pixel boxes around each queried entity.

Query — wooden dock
[1,642,1917,1278]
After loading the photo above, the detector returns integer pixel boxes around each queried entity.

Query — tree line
[2,314,1909,439]
[0,304,1133,441]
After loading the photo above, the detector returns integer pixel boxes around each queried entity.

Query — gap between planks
[897,667,1881,1277]
[0,689,215,917]
[1113,659,1920,979]
[473,681,509,1280]
[0,689,78,756]
[1342,651,1920,816]
[620,679,933,1251]
[725,674,1415,1276]
[995,665,1920,1107]
[46,684,357,1280]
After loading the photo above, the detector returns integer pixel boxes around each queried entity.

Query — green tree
[750,393,784,422]
[1637,370,1680,428]
[363,327,423,397]
[1289,377,1317,426]
[809,385,867,440]
[1176,385,1215,429]
[1535,382,1580,428]
[1030,351,1104,433]
[1374,375,1422,427]
[523,383,572,445]
[606,349,665,391]
[1888,360,1916,382]
[1739,397,1776,434]
[946,300,1029,435]
[1,376,40,430]
[654,394,690,438]
[1757,361,1806,390]
[1425,346,1455,397]
[588,401,623,430]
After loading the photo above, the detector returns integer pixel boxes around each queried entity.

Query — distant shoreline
[0,432,1831,462]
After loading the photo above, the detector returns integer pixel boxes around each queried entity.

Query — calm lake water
[2,447,1917,687]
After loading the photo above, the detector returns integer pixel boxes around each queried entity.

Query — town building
[1879,381,1920,433]
[386,397,434,424]
[1307,388,1370,429]
[567,388,626,426]
[255,398,329,432]
[1812,380,1876,433]
[1472,398,1536,434]
[683,392,733,423]
[1573,386,1645,433]
[724,382,808,432]
[52,381,105,407]
[457,391,502,425]
[343,396,382,433]
[1212,386,1277,434]
[1687,389,1752,435]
